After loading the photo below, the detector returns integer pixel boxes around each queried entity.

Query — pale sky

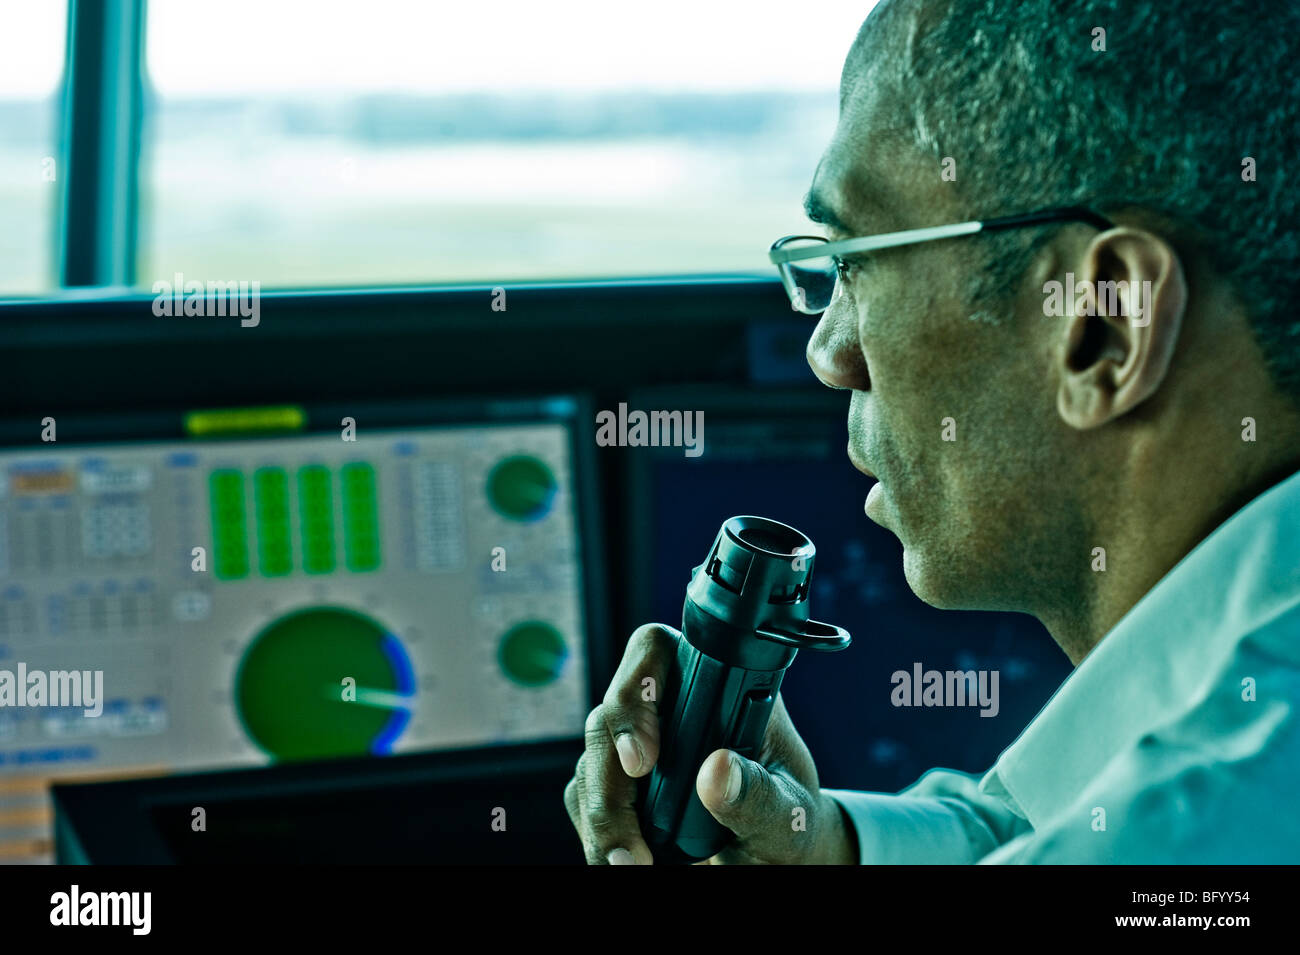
[0,0,877,97]
[0,0,66,95]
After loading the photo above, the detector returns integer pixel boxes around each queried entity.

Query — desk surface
[52,740,585,864]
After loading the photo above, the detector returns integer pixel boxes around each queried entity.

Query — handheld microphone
[637,515,851,864]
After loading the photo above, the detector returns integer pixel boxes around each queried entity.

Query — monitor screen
[0,398,596,862]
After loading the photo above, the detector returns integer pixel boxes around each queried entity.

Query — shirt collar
[979,467,1300,830]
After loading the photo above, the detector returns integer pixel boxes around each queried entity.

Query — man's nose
[806,296,868,390]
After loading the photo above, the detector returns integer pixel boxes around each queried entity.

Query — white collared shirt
[823,467,1300,863]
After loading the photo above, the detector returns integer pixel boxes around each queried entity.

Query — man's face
[804,58,1074,612]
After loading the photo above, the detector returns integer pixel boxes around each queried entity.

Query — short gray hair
[868,0,1300,403]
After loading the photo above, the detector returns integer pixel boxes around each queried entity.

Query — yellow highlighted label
[185,406,306,437]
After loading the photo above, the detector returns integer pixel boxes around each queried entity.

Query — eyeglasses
[768,206,1115,314]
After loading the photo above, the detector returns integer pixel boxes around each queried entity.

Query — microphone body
[638,516,851,864]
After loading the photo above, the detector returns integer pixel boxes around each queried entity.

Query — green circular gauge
[235,606,414,761]
[486,455,557,521]
[498,621,569,687]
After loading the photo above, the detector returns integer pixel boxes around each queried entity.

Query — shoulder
[1021,731,1300,863]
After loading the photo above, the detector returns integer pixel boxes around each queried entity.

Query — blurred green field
[1,103,837,295]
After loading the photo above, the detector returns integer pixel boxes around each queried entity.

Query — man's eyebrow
[803,189,854,236]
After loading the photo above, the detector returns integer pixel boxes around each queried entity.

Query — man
[565,0,1300,863]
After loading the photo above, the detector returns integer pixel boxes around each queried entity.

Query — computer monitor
[0,395,605,863]
[626,385,1073,794]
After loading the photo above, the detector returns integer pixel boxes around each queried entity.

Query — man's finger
[695,748,805,857]
[568,623,679,864]
[563,775,581,832]
[579,705,653,864]
[600,623,679,777]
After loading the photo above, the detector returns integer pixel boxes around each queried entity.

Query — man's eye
[835,257,857,281]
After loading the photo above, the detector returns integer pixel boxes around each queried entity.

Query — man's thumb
[696,748,794,842]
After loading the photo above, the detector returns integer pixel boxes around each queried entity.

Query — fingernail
[615,733,643,774]
[607,848,636,865]
[724,753,743,803]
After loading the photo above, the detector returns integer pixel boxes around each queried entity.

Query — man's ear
[1055,228,1188,429]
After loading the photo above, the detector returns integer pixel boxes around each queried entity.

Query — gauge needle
[329,685,414,710]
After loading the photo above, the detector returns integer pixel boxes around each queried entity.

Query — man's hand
[563,623,859,864]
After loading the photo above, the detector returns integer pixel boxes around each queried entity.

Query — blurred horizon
[0,0,878,294]
[1,88,840,293]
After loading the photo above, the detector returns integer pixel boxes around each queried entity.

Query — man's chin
[900,546,975,611]
[874,503,985,609]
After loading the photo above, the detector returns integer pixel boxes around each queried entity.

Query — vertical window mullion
[58,0,145,288]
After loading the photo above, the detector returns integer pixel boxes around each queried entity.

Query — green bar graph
[341,462,381,572]
[209,462,383,580]
[254,467,292,577]
[210,469,250,580]
[298,465,335,574]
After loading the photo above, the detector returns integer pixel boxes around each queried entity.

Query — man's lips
[848,444,876,481]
